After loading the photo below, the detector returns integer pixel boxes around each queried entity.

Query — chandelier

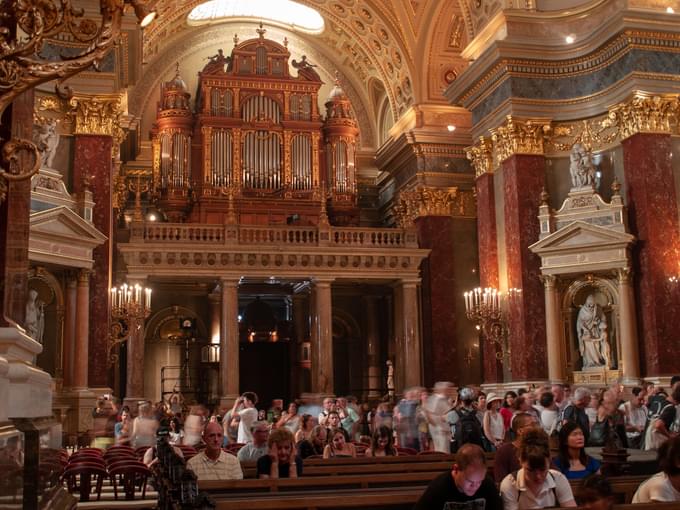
[463,287,512,367]
[108,282,152,364]
[0,0,157,203]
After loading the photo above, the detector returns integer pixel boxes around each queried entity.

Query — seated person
[577,474,614,510]
[552,422,600,479]
[187,422,243,480]
[142,425,184,467]
[365,425,398,457]
[297,425,326,459]
[237,421,269,462]
[323,427,356,458]
[495,412,537,484]
[414,443,501,510]
[633,435,680,503]
[256,428,302,479]
[500,427,577,509]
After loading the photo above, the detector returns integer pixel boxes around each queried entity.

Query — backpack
[642,402,674,450]
[454,407,484,449]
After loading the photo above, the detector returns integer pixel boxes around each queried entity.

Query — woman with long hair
[500,391,518,431]
[553,421,601,479]
[323,427,356,458]
[296,425,326,459]
[500,427,577,509]
[365,425,398,457]
[294,414,313,443]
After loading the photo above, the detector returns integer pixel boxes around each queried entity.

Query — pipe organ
[150,27,360,225]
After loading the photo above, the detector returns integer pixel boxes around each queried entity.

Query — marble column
[292,293,310,396]
[621,133,680,375]
[209,292,220,345]
[502,154,548,381]
[617,268,640,383]
[415,215,459,386]
[476,172,503,383]
[220,278,239,406]
[311,278,334,395]
[362,295,381,399]
[62,274,77,388]
[396,279,422,390]
[73,270,90,389]
[543,275,564,383]
[72,134,113,388]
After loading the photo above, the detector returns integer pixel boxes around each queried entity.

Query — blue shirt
[552,455,601,479]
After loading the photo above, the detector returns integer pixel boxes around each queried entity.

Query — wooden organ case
[151,28,360,226]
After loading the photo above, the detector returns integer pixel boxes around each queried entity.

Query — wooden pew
[570,475,647,505]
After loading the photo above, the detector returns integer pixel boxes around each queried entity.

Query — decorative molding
[605,94,680,139]
[393,186,461,226]
[69,94,124,141]
[466,136,493,177]
[489,115,549,164]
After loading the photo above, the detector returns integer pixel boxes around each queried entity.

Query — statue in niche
[569,143,598,189]
[25,289,45,344]
[33,120,60,169]
[576,294,611,369]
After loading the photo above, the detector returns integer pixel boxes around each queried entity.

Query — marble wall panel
[72,135,112,388]
[622,133,680,376]
[502,155,548,381]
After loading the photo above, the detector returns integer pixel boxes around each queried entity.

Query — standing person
[318,397,335,426]
[553,422,601,479]
[499,428,577,509]
[620,387,647,449]
[633,435,680,502]
[184,405,207,447]
[539,392,559,435]
[414,444,502,510]
[257,428,301,479]
[130,401,158,448]
[425,382,454,453]
[452,387,484,452]
[396,387,421,451]
[114,407,131,445]
[232,392,259,444]
[561,387,592,445]
[644,383,680,450]
[276,402,301,434]
[483,393,505,451]
[501,391,518,431]
[336,397,358,440]
[552,384,568,412]
[187,422,243,480]
[168,418,183,446]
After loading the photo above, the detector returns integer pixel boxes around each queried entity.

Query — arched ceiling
[132,0,474,148]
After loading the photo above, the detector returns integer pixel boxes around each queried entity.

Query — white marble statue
[569,143,597,189]
[33,120,60,169]
[576,294,610,369]
[25,289,45,344]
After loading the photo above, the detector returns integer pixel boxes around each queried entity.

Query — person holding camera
[231,392,259,444]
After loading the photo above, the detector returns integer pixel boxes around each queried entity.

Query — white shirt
[633,472,680,503]
[500,468,574,510]
[540,409,558,435]
[237,407,258,444]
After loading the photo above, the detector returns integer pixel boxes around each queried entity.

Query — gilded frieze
[394,186,462,227]
[604,94,680,139]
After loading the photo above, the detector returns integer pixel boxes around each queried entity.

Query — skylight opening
[187,0,325,34]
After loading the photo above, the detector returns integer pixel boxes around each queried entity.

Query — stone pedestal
[502,154,548,380]
[622,133,680,376]
[55,389,97,436]
[72,134,113,388]
[0,327,52,419]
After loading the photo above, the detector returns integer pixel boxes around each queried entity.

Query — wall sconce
[463,287,512,367]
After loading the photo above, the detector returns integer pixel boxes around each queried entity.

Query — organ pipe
[292,134,312,190]
[210,129,233,187]
[242,131,281,189]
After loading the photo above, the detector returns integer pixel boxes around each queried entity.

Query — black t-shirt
[256,454,303,478]
[659,399,677,429]
[563,405,590,444]
[413,471,501,510]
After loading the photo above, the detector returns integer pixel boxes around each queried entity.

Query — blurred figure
[633,435,680,502]
[494,412,537,483]
[183,405,207,447]
[297,425,326,459]
[396,386,421,451]
[130,401,158,448]
[577,474,614,510]
[238,421,270,462]
[425,382,454,453]
[277,402,301,433]
[365,425,398,457]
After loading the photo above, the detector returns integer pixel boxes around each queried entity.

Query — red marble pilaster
[416,215,459,385]
[475,172,503,383]
[502,155,548,381]
[622,133,680,376]
[72,135,113,388]
[0,91,33,327]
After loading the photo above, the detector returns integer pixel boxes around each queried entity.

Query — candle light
[145,288,152,310]
[135,284,141,305]
[111,287,116,309]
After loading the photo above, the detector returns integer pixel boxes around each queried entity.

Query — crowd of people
[87,376,680,508]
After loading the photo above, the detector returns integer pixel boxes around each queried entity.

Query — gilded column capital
[489,115,550,164]
[394,186,463,227]
[605,94,680,140]
[69,93,124,142]
[616,267,633,284]
[466,136,493,178]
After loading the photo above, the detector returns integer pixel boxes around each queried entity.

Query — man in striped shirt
[187,422,243,480]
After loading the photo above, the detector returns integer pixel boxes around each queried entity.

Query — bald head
[203,421,224,458]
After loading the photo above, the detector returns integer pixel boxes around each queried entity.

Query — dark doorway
[239,341,291,409]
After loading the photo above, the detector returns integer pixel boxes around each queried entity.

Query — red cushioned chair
[108,462,151,500]
[61,464,107,502]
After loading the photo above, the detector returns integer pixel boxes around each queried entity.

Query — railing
[140,223,418,248]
